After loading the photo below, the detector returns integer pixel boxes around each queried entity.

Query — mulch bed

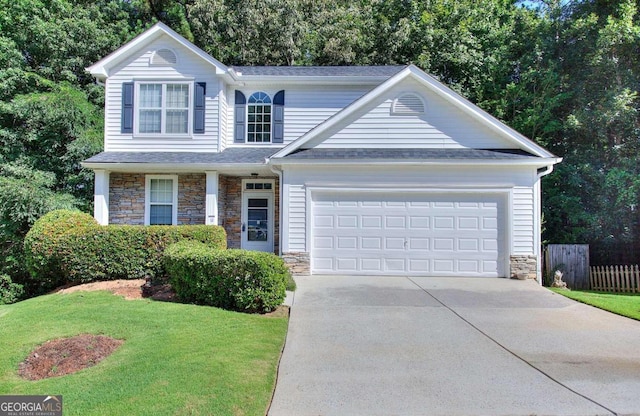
[18,334,123,381]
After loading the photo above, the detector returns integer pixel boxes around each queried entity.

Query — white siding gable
[316,78,515,149]
[105,34,220,152]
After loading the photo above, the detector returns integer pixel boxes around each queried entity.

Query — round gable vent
[392,93,425,115]
[150,49,178,66]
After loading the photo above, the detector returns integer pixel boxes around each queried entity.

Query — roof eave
[269,157,563,167]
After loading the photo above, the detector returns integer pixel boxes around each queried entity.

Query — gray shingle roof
[84,148,278,164]
[230,66,407,77]
[84,148,540,166]
[280,148,540,160]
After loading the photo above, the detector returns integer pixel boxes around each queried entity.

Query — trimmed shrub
[0,274,24,305]
[23,209,98,290]
[24,209,228,287]
[56,225,227,283]
[164,241,288,313]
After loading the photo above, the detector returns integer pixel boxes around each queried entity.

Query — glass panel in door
[248,198,268,242]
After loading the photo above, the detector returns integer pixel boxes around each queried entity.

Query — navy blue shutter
[273,90,285,143]
[234,91,246,143]
[194,82,206,134]
[121,82,134,133]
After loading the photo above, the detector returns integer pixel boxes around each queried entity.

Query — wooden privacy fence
[590,265,640,293]
[544,244,590,290]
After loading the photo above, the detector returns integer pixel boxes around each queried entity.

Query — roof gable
[271,65,557,159]
[86,22,228,80]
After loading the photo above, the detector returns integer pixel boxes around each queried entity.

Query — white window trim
[246,91,273,144]
[145,175,179,225]
[134,81,194,138]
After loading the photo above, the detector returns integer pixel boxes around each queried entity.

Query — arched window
[247,92,272,143]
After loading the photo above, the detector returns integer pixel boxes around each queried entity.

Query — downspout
[535,164,556,284]
[269,159,283,256]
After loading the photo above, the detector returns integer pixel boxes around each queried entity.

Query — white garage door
[311,192,505,276]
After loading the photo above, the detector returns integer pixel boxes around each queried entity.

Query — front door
[242,182,274,252]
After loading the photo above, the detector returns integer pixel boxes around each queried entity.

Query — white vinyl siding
[316,78,516,149]
[105,38,219,152]
[512,187,535,254]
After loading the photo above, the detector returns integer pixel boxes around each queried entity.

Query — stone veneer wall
[219,175,241,249]
[109,173,145,225]
[510,255,538,280]
[218,175,280,254]
[109,173,206,225]
[282,252,310,276]
[177,174,206,224]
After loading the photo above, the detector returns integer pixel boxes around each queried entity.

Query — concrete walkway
[269,276,640,416]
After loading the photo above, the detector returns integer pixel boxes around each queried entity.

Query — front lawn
[0,291,288,415]
[550,289,640,321]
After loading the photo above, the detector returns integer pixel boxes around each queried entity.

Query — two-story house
[83,22,561,280]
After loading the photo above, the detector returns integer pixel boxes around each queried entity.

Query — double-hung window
[145,175,178,225]
[137,82,191,135]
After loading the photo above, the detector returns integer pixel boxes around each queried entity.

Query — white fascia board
[86,22,228,78]
[269,157,562,168]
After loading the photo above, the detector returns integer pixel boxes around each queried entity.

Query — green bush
[56,225,227,283]
[23,209,98,290]
[24,209,227,288]
[0,274,24,305]
[164,241,288,313]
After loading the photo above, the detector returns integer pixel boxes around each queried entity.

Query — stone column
[94,169,110,225]
[205,171,219,225]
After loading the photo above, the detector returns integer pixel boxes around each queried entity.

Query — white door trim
[241,179,275,252]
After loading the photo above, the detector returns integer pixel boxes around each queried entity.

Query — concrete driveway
[268,276,640,416]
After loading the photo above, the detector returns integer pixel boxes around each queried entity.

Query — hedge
[164,241,288,313]
[24,210,227,289]
[23,210,98,290]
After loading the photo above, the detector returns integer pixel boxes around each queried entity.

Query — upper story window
[247,92,272,143]
[138,82,190,135]
[234,90,285,144]
[121,81,206,136]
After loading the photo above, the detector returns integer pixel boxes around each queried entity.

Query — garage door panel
[311,192,505,277]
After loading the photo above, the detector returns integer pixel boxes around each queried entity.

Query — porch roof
[84,148,277,165]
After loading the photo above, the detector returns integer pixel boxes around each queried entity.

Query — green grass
[550,289,640,321]
[0,291,288,415]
